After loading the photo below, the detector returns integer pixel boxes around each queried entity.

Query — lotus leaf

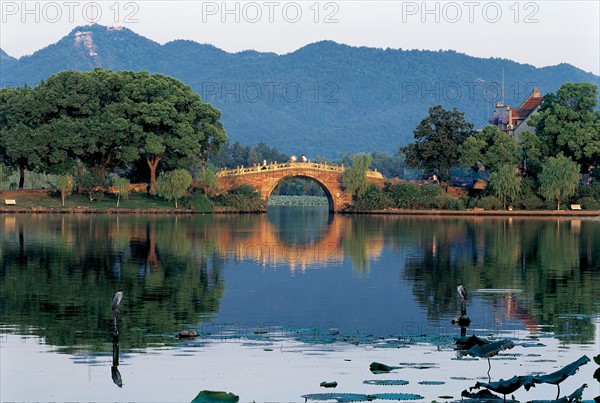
[363,380,409,386]
[370,393,424,400]
[301,393,372,402]
[191,390,239,403]
[369,362,399,373]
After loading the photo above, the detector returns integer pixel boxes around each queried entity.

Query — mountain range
[1,25,598,158]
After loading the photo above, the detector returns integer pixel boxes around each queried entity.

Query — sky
[0,0,599,76]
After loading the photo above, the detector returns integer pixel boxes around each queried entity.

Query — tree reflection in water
[0,213,598,351]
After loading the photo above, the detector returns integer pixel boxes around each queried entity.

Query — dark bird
[457,284,468,301]
[112,291,123,312]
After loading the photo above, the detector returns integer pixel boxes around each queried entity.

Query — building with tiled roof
[488,87,544,137]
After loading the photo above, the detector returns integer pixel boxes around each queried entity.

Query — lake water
[1,208,599,402]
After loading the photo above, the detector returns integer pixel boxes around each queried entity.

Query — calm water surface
[1,208,599,401]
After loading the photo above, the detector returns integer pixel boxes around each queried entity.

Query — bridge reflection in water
[208,207,384,273]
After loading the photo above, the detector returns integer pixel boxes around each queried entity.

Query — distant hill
[1,24,598,158]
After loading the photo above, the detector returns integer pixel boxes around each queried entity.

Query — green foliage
[0,69,227,194]
[216,184,266,212]
[530,82,600,171]
[489,165,523,209]
[386,183,421,209]
[514,178,545,210]
[272,177,326,197]
[402,105,475,183]
[353,184,393,210]
[156,169,193,208]
[185,192,214,213]
[421,184,443,201]
[460,126,520,172]
[433,194,465,210]
[195,167,219,195]
[539,154,581,210]
[343,153,372,196]
[474,195,503,210]
[112,176,131,207]
[54,174,75,206]
[518,131,546,178]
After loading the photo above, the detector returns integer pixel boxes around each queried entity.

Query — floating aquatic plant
[301,393,371,402]
[363,380,409,386]
[469,355,591,401]
[369,393,424,400]
[191,390,239,403]
[369,362,399,374]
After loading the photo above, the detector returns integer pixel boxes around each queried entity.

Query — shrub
[578,196,600,210]
[434,194,465,210]
[185,192,214,212]
[386,183,421,209]
[217,184,266,212]
[421,185,443,208]
[353,184,394,210]
[475,195,503,210]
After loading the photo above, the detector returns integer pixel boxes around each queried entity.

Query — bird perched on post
[112,291,123,312]
[457,284,468,301]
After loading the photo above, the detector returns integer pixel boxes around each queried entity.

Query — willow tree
[489,165,522,209]
[343,153,372,197]
[539,154,580,210]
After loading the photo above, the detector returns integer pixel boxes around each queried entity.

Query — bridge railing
[216,161,383,179]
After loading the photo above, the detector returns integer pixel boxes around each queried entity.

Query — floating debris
[320,381,338,388]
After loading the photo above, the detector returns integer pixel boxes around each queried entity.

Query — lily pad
[301,393,371,402]
[370,393,424,401]
[191,390,239,403]
[363,380,409,386]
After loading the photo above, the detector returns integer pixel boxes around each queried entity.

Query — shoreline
[1,206,599,217]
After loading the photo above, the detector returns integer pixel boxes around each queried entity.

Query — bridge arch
[266,174,336,212]
[216,161,384,212]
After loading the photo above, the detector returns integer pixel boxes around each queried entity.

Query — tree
[402,105,475,188]
[343,153,372,197]
[156,169,192,208]
[0,87,47,188]
[127,72,226,194]
[195,166,219,196]
[54,174,74,206]
[489,165,522,209]
[34,70,140,185]
[460,126,520,172]
[112,176,131,207]
[539,154,580,210]
[518,131,546,179]
[529,82,600,171]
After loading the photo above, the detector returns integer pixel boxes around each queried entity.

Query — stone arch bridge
[216,162,385,212]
